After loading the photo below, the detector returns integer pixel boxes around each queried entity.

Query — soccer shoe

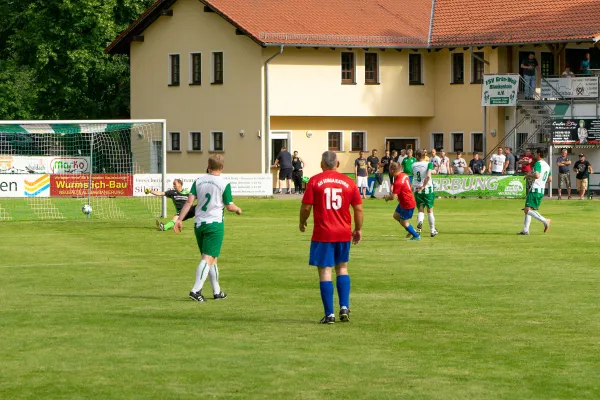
[319,315,335,324]
[155,220,162,230]
[544,219,552,233]
[416,222,422,234]
[339,308,350,322]
[409,236,421,241]
[189,290,205,302]
[405,232,412,238]
[517,231,529,235]
[159,223,165,231]
[213,291,227,300]
[430,230,439,237]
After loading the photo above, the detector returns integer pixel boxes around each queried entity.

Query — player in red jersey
[299,151,363,324]
[384,162,420,240]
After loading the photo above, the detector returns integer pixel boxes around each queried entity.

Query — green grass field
[1,198,600,399]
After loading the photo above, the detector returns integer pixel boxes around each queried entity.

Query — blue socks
[336,275,351,309]
[319,281,334,316]
[405,224,419,238]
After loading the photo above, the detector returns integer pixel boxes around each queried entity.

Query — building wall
[129,0,264,174]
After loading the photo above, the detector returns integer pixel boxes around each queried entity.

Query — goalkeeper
[146,179,195,231]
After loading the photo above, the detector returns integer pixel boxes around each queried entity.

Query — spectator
[354,151,368,199]
[556,148,572,200]
[488,147,506,176]
[422,149,430,162]
[574,153,593,200]
[580,53,592,75]
[519,149,535,192]
[391,150,399,163]
[520,52,539,100]
[401,149,417,183]
[503,147,516,175]
[367,149,380,199]
[438,150,450,175]
[292,151,305,194]
[381,149,393,187]
[453,151,467,174]
[561,65,575,77]
[397,149,407,166]
[430,148,441,174]
[468,152,486,175]
[273,146,293,194]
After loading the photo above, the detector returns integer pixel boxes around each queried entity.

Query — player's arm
[223,184,242,215]
[351,203,364,245]
[149,190,165,196]
[384,193,397,202]
[174,194,196,233]
[299,203,312,232]
[421,168,432,188]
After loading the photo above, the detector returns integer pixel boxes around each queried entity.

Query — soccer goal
[0,120,167,221]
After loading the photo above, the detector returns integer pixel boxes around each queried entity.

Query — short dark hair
[415,150,423,159]
[505,147,512,152]
[473,152,479,156]
[529,52,535,56]
[536,147,546,158]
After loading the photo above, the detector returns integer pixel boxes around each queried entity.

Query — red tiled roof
[431,0,600,46]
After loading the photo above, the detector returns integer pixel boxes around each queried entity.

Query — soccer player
[384,162,420,241]
[300,151,363,324]
[518,148,552,235]
[148,179,194,231]
[412,150,438,237]
[175,155,243,302]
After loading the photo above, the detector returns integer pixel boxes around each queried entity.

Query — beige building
[107,0,600,185]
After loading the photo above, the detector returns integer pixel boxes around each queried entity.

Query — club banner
[0,155,90,174]
[133,174,273,197]
[542,77,599,98]
[482,75,519,106]
[432,175,526,198]
[51,174,133,197]
[551,119,600,145]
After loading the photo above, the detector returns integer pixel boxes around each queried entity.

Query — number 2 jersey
[302,170,362,242]
[190,174,233,224]
[411,161,434,193]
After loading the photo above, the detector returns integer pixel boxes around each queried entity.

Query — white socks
[523,214,532,232]
[208,264,221,294]
[417,212,424,224]
[192,260,209,293]
[428,212,435,232]
[527,210,547,224]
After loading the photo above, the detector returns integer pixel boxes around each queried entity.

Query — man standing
[149,179,194,231]
[175,155,243,302]
[521,52,539,99]
[453,151,467,174]
[401,149,417,183]
[384,162,420,241]
[519,149,535,192]
[468,153,486,175]
[438,150,450,175]
[381,149,392,187]
[503,147,516,175]
[488,147,506,176]
[422,149,430,162]
[390,150,399,185]
[367,149,380,199]
[412,150,438,237]
[430,148,441,174]
[300,151,363,324]
[273,146,293,194]
[397,149,407,166]
[354,151,368,199]
[556,148,572,200]
[580,52,592,75]
[574,153,593,200]
[518,148,551,235]
[292,151,305,194]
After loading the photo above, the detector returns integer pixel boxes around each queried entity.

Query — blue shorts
[409,176,413,184]
[309,241,351,267]
[394,205,414,220]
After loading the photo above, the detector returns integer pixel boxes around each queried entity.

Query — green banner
[432,175,526,198]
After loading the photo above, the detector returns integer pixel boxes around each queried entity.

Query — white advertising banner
[481,75,519,106]
[0,155,90,174]
[0,174,51,198]
[133,174,272,197]
[541,77,599,98]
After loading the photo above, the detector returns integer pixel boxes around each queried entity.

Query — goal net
[0,120,167,221]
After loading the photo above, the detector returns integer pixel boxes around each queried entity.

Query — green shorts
[415,191,435,209]
[525,192,544,210]
[194,222,224,257]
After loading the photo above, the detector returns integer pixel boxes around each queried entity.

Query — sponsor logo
[50,158,89,173]
[24,175,50,197]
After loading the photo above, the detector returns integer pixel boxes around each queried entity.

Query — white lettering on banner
[482,75,520,106]
[133,174,272,197]
[541,77,599,98]
[0,155,90,174]
[433,177,501,194]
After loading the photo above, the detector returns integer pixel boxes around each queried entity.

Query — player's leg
[190,224,222,300]
[161,214,179,231]
[395,205,419,239]
[310,241,335,324]
[526,193,550,232]
[333,242,351,322]
[208,257,225,299]
[520,205,532,235]
[425,192,437,236]
[416,194,425,234]
[202,223,227,299]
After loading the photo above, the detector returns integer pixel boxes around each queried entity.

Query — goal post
[0,119,168,221]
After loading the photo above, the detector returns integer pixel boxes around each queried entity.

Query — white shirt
[412,161,434,191]
[490,154,506,173]
[431,156,441,170]
[190,174,233,224]
[439,156,450,174]
[532,160,551,192]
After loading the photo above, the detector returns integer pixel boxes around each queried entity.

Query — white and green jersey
[531,159,551,193]
[412,161,434,193]
[190,174,233,224]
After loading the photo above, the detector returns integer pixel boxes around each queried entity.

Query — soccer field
[1,198,599,399]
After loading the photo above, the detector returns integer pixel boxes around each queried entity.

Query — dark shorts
[176,205,196,221]
[491,171,502,175]
[309,241,350,267]
[394,205,414,220]
[279,168,292,180]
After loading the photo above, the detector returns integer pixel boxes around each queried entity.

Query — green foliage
[0,0,154,120]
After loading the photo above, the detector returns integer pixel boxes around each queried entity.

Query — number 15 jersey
[302,170,362,242]
[190,174,233,224]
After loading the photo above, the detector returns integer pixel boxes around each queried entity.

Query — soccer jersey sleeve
[427,162,433,170]
[350,183,362,206]
[190,183,197,197]
[222,183,233,205]
[164,190,175,198]
[301,179,314,205]
[534,161,541,173]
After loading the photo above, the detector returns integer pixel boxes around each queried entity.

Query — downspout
[427,0,436,48]
[264,45,284,173]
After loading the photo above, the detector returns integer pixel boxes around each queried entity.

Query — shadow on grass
[44,293,189,302]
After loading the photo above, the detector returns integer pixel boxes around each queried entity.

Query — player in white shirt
[518,148,552,235]
[488,147,506,175]
[411,150,438,237]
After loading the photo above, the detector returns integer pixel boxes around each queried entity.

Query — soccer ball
[82,204,93,215]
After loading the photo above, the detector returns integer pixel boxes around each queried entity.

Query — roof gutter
[261,43,427,50]
[427,0,436,48]
[264,45,284,174]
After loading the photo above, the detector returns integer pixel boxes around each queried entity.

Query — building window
[189,132,202,151]
[351,132,366,151]
[212,52,224,84]
[328,131,343,151]
[472,133,483,153]
[452,53,464,84]
[365,53,379,84]
[432,133,444,151]
[210,131,224,151]
[169,54,180,86]
[541,52,554,77]
[517,132,528,150]
[190,53,201,84]
[452,133,463,153]
[341,52,355,84]
[169,132,180,151]
[471,52,484,84]
[409,53,423,85]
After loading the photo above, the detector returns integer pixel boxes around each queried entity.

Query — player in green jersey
[518,148,552,235]
[147,179,195,231]
[401,149,417,184]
